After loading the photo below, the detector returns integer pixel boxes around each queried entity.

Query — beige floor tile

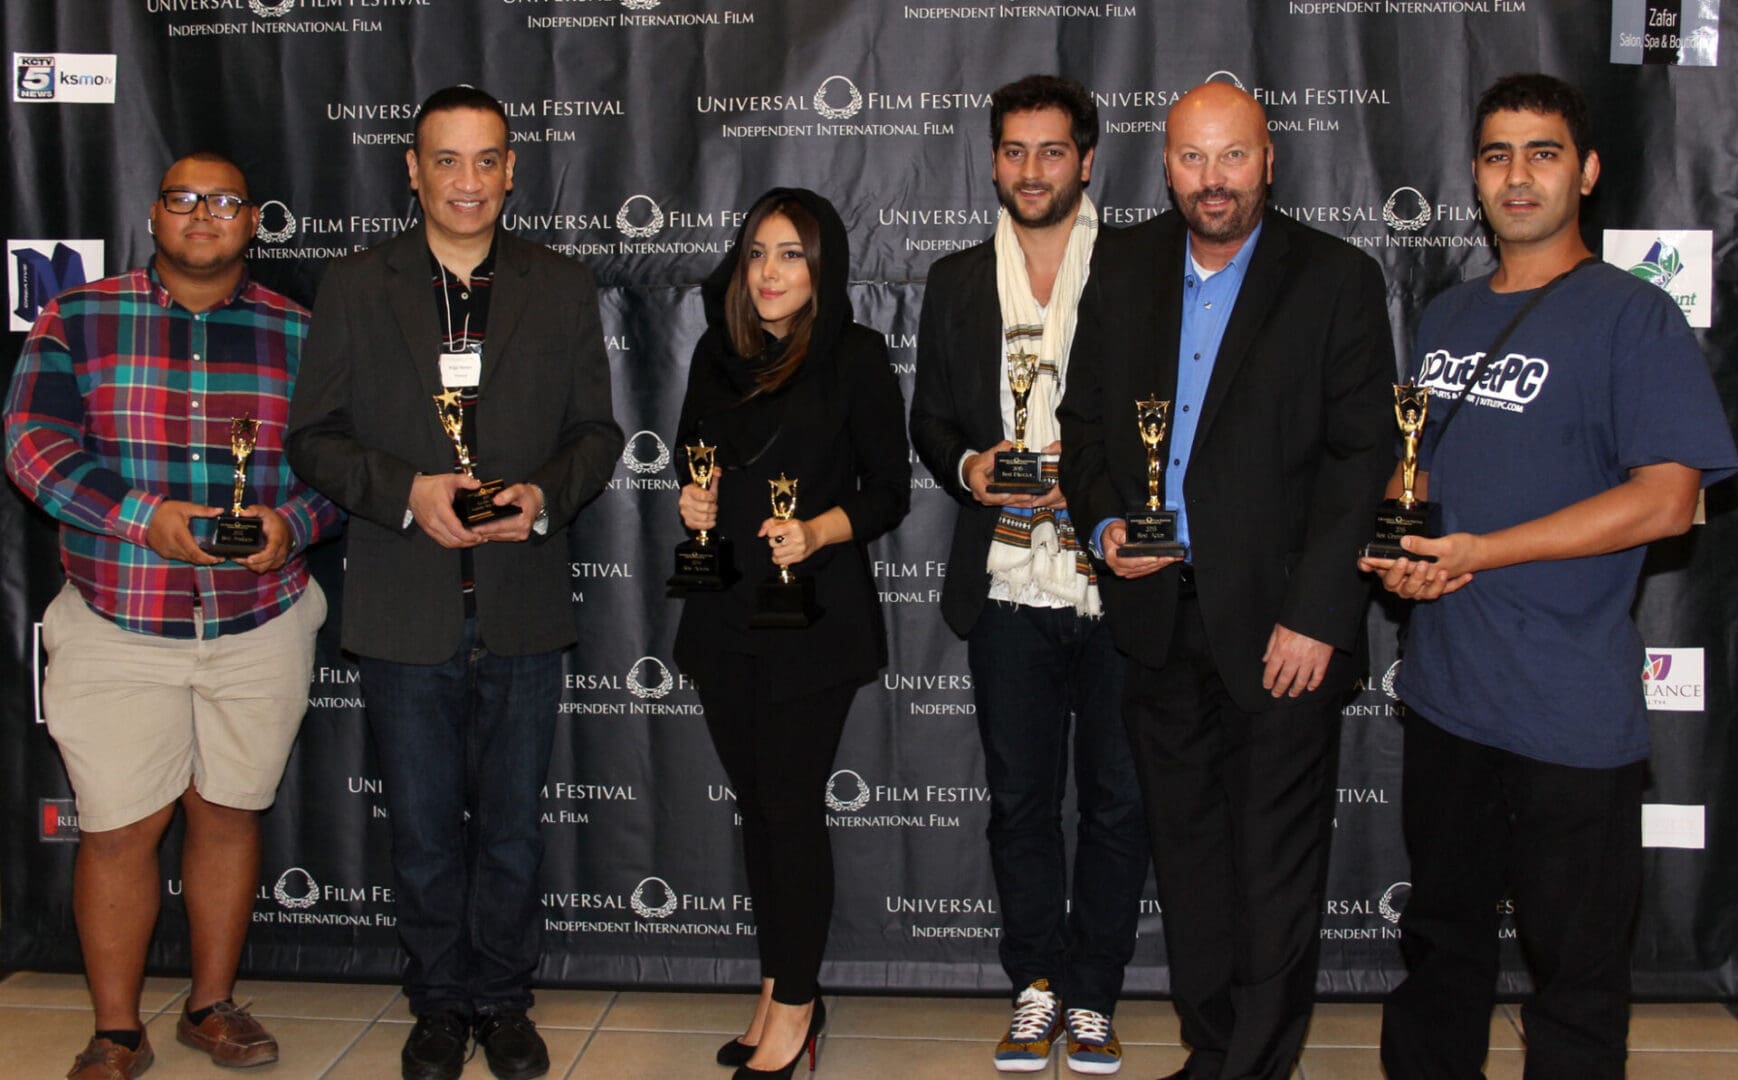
[602,990,760,1033]
[566,1029,731,1079]
[1109,997,1184,1045]
[141,1014,369,1078]
[1302,1002,1520,1051]
[0,1006,128,1077]
[0,970,188,1014]
[825,994,1014,1039]
[1627,1002,1738,1050]
[1628,1050,1738,1079]
[332,1020,589,1079]
[230,978,400,1020]
[1298,1047,1382,1079]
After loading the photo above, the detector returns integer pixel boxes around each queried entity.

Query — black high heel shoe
[730,998,826,1079]
[715,1036,755,1068]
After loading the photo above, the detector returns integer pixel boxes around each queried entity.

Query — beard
[996,173,1085,229]
[1175,181,1267,244]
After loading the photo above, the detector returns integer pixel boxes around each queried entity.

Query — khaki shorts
[41,580,327,832]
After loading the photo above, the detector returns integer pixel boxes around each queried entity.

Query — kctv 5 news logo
[13,53,117,104]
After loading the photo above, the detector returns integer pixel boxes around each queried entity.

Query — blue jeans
[357,618,562,1017]
[968,601,1148,1015]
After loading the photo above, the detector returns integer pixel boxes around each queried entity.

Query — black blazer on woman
[673,189,910,702]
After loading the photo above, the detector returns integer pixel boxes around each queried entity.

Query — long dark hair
[725,195,824,394]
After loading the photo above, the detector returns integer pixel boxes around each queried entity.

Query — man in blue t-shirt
[1359,75,1737,1079]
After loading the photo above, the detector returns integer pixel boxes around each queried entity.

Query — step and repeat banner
[4,2,1735,998]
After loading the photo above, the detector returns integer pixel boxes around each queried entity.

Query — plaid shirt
[4,266,341,639]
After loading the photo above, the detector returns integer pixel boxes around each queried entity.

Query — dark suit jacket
[1059,209,1394,712]
[286,226,624,664]
[909,233,1117,638]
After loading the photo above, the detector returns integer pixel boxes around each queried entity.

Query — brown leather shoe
[176,1000,279,1067]
[67,1032,154,1079]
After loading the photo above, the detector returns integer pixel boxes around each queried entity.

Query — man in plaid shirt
[4,152,340,1080]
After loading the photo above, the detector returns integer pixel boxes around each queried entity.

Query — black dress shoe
[402,1009,470,1080]
[716,1036,756,1067]
[474,1010,550,1080]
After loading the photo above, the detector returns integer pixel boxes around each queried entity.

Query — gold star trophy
[203,415,267,555]
[1362,383,1438,561]
[433,389,521,525]
[749,472,819,627]
[667,439,736,593]
[988,351,1052,494]
[1120,397,1186,558]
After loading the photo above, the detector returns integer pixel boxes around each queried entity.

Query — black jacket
[672,188,911,700]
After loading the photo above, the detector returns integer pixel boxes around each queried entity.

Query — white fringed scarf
[984,193,1101,616]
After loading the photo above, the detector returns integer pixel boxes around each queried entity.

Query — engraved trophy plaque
[203,415,266,556]
[1121,398,1187,558]
[748,473,819,628]
[667,439,736,593]
[1363,383,1438,562]
[987,351,1051,494]
[433,389,521,525]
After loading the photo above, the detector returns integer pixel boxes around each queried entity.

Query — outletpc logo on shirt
[1415,348,1549,414]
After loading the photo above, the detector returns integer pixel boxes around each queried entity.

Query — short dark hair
[1473,74,1592,163]
[990,75,1098,157]
[160,151,249,195]
[413,85,511,152]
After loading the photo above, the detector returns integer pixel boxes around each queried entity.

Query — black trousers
[1122,595,1341,1080]
[1381,712,1646,1080]
[699,657,858,1006]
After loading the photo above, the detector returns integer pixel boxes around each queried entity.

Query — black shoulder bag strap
[1429,255,1599,444]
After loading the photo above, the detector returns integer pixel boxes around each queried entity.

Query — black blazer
[909,233,1117,638]
[286,226,624,664]
[1059,209,1395,712]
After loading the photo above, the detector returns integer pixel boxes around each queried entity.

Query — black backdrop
[4,1,1735,999]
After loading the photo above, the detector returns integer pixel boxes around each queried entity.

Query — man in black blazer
[910,76,1147,1076]
[1059,82,1394,1080]
[287,87,622,1080]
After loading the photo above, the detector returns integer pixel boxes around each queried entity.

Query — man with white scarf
[911,75,1148,1077]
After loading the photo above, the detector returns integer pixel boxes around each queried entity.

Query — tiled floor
[3,971,1736,1078]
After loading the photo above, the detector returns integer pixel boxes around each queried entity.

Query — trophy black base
[667,537,737,594]
[454,477,523,527]
[1362,499,1437,562]
[748,574,819,628]
[986,450,1049,495]
[201,513,264,557]
[1120,507,1187,559]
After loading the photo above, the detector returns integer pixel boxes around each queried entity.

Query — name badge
[439,351,481,388]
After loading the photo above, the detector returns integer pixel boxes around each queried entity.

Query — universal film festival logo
[1602,229,1712,328]
[1610,1,1720,65]
[12,52,117,103]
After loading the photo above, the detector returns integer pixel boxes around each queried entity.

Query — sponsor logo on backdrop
[9,240,101,331]
[542,877,755,936]
[309,663,364,711]
[13,52,116,103]
[876,206,998,255]
[1642,647,1704,711]
[504,197,735,259]
[1415,347,1548,413]
[226,866,400,925]
[1323,883,1514,940]
[1642,803,1705,849]
[1611,0,1720,66]
[1345,659,1403,716]
[248,200,415,260]
[513,0,756,31]
[611,430,679,490]
[901,3,1137,20]
[873,559,947,604]
[561,656,699,716]
[540,780,637,825]
[1278,186,1486,250]
[324,94,621,147]
[345,773,390,820]
[701,76,980,139]
[147,0,429,38]
[568,559,633,605]
[1288,2,1529,17]
[821,768,987,828]
[884,669,975,717]
[39,798,79,842]
[886,894,1001,939]
[1603,230,1712,328]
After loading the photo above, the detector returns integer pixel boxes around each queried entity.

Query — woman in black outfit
[673,188,910,1078]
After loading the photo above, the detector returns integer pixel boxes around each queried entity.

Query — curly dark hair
[990,75,1098,157]
[1473,74,1591,164]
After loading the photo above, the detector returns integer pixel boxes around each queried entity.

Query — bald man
[1060,83,1394,1079]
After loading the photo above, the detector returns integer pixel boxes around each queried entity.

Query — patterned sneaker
[994,979,1063,1073]
[1065,1008,1123,1075]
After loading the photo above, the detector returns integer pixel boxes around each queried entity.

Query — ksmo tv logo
[1603,229,1711,328]
[12,53,117,104]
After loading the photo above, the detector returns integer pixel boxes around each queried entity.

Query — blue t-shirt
[1395,263,1737,767]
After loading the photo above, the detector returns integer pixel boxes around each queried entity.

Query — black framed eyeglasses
[158,190,254,220]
